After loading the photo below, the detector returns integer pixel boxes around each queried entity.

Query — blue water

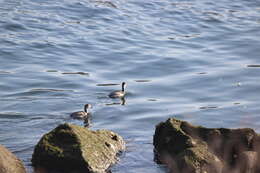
[0,0,260,172]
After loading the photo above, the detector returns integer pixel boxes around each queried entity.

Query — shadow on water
[3,89,74,99]
[61,72,89,76]
[97,83,120,86]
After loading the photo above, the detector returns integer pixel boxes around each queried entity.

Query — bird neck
[84,106,88,113]
[122,84,125,92]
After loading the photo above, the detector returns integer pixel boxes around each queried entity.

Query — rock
[0,144,26,173]
[237,151,258,173]
[153,118,260,173]
[32,123,125,173]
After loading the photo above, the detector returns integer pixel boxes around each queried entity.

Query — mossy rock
[0,144,26,173]
[154,118,260,173]
[32,123,125,173]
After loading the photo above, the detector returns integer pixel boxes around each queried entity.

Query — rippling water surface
[1,0,260,172]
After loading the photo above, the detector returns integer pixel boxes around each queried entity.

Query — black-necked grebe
[70,104,92,119]
[108,82,126,98]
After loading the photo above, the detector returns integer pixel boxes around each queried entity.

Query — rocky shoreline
[0,144,26,173]
[154,118,260,173]
[1,118,260,173]
[32,123,125,173]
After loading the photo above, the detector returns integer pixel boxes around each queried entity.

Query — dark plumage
[70,104,92,119]
[108,82,126,98]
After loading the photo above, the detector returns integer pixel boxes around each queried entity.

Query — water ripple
[0,0,260,172]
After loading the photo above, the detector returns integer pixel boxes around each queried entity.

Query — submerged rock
[32,123,125,173]
[0,144,26,173]
[153,118,260,173]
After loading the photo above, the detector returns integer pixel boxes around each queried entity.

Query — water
[0,0,260,172]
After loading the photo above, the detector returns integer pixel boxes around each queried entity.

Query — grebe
[70,104,92,119]
[108,82,126,98]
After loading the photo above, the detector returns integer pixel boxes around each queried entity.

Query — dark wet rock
[0,144,26,173]
[32,123,125,173]
[153,118,260,173]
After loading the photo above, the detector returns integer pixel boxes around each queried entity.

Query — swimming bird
[70,104,92,119]
[108,82,126,98]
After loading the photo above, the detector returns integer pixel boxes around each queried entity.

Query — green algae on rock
[32,123,125,173]
[0,144,26,173]
[154,118,260,173]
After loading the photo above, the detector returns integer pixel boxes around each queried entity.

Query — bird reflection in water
[83,115,92,128]
[106,97,126,106]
